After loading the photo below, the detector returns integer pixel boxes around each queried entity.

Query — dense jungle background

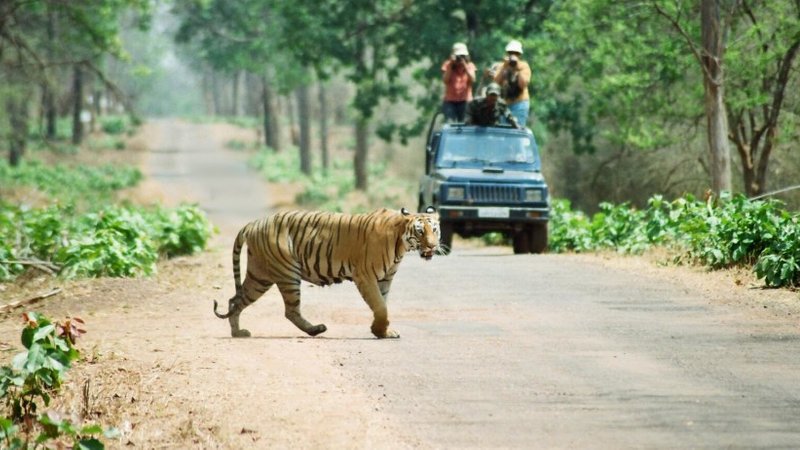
[3,0,800,213]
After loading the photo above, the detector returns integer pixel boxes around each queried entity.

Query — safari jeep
[418,120,550,254]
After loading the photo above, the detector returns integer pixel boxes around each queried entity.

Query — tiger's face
[402,207,440,260]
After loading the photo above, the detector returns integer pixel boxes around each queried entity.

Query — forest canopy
[1,0,799,207]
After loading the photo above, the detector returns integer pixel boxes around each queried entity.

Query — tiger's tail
[213,224,249,319]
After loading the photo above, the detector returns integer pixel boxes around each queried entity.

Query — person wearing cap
[493,39,531,127]
[441,42,477,122]
[464,82,520,129]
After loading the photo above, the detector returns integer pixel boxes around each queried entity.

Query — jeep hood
[435,168,546,184]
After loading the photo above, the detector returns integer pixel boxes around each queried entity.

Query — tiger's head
[400,206,440,260]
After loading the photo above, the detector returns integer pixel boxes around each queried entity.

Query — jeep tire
[512,230,530,254]
[529,222,548,254]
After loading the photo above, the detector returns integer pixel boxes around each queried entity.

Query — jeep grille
[469,185,521,203]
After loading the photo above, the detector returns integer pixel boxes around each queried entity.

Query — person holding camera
[493,39,531,127]
[441,42,476,123]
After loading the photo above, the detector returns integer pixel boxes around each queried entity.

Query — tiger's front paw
[372,327,400,339]
[306,324,327,337]
[232,329,251,338]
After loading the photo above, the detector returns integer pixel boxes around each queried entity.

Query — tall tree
[724,0,800,196]
[296,84,312,175]
[1,0,151,162]
[700,0,732,195]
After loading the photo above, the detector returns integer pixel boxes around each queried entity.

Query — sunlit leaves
[550,193,800,287]
[1,314,113,448]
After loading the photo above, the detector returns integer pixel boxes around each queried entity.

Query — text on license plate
[477,207,510,218]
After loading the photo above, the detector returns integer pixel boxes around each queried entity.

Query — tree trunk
[211,71,222,117]
[260,76,281,151]
[44,8,57,140]
[287,94,299,147]
[232,71,241,117]
[318,82,330,174]
[72,64,84,145]
[297,85,312,175]
[7,92,29,166]
[245,72,260,116]
[700,0,731,196]
[202,71,214,115]
[354,117,369,190]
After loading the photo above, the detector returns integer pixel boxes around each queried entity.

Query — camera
[509,59,518,67]
[456,55,466,62]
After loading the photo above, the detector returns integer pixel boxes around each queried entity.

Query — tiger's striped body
[213,207,440,338]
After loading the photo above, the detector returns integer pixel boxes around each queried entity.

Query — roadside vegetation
[549,194,800,288]
[0,119,214,283]
[248,144,414,213]
[0,313,116,449]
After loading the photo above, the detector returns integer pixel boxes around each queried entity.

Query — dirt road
[3,119,800,449]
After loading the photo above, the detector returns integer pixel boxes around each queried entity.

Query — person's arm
[517,62,531,90]
[492,62,507,85]
[466,62,477,84]
[442,59,454,83]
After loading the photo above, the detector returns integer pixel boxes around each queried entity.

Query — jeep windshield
[435,130,539,170]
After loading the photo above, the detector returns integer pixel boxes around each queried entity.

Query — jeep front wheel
[529,222,548,254]
[512,231,530,254]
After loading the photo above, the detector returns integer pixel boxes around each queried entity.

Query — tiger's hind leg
[228,274,274,338]
[277,281,327,337]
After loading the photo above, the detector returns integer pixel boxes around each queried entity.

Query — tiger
[213,206,440,339]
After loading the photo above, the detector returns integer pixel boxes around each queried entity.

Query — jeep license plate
[478,207,510,218]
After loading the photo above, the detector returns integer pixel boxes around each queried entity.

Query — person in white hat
[493,39,531,127]
[441,42,477,122]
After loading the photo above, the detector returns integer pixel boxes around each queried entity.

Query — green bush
[550,193,800,288]
[0,160,141,206]
[149,204,215,258]
[0,203,215,281]
[99,116,127,135]
[0,313,117,449]
[54,207,160,278]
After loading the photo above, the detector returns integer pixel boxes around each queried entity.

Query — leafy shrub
[0,160,141,205]
[149,204,215,258]
[550,193,800,288]
[54,207,160,278]
[249,147,306,183]
[0,313,116,449]
[0,203,215,281]
[99,116,127,135]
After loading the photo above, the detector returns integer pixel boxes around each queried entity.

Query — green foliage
[0,203,215,281]
[98,116,128,135]
[150,204,215,258]
[249,146,412,212]
[249,147,306,183]
[54,207,159,278]
[0,313,116,449]
[550,193,800,287]
[0,160,142,206]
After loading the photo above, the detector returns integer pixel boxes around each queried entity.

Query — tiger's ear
[401,207,410,216]
[425,206,436,214]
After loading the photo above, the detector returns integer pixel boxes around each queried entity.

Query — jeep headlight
[525,189,543,202]
[446,186,465,201]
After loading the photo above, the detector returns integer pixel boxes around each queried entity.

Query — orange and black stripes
[213,207,441,338]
